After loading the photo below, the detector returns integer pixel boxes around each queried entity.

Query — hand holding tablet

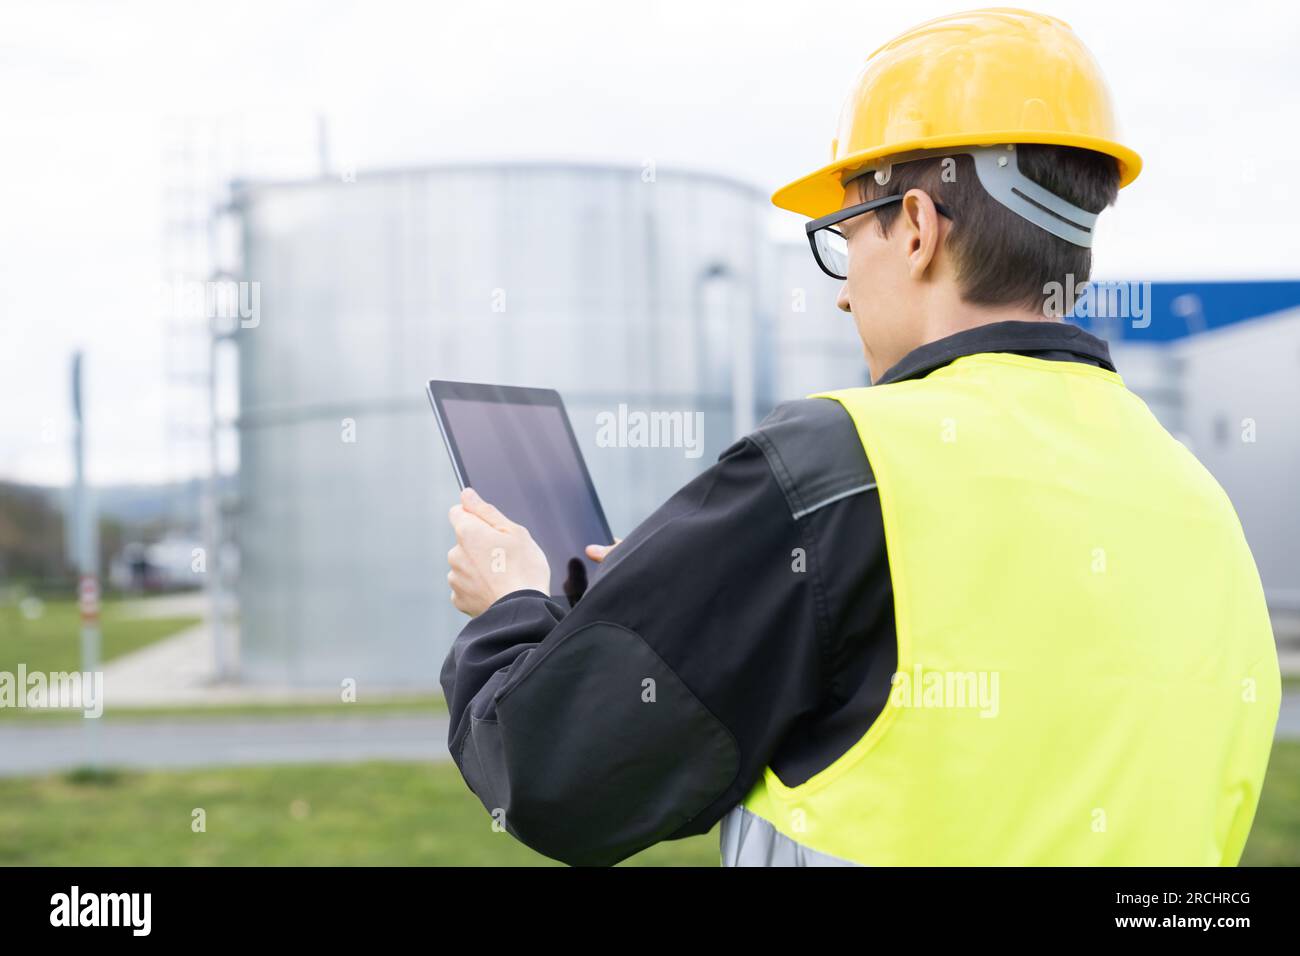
[445,487,552,617]
[426,380,616,611]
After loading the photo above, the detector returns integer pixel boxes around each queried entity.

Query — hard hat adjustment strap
[843,145,1099,248]
[969,145,1097,248]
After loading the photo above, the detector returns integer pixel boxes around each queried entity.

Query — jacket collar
[875,320,1115,386]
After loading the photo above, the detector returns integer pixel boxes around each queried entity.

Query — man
[441,9,1280,866]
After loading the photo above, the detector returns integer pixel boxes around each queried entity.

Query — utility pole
[71,351,101,762]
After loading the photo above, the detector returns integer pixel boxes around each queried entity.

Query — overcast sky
[2,0,1298,485]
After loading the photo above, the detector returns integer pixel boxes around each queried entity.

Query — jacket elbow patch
[480,621,739,866]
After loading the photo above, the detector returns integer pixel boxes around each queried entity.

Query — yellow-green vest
[726,352,1280,866]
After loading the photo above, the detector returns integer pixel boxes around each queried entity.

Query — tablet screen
[435,390,612,603]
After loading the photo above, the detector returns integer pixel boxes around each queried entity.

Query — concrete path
[2,698,1297,778]
[0,713,451,777]
[1279,693,1300,739]
[114,591,209,620]
[99,617,426,708]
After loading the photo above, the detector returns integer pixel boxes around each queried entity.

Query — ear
[898,188,944,279]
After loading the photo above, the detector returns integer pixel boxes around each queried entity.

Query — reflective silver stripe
[719,806,860,867]
[790,482,877,520]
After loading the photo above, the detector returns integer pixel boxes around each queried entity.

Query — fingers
[447,567,473,616]
[447,502,494,543]
[585,538,622,563]
[460,487,513,530]
[447,563,462,611]
[445,544,473,613]
[447,545,470,573]
[447,503,472,535]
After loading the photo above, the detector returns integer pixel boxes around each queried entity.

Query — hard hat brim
[772,132,1142,219]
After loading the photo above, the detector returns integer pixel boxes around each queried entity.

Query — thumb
[585,538,622,563]
[461,487,512,530]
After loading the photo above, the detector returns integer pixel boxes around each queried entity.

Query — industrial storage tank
[769,242,870,399]
[233,163,777,686]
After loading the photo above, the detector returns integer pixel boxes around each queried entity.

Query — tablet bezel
[425,379,615,548]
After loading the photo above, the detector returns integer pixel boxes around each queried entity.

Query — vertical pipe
[731,281,755,438]
[206,328,227,680]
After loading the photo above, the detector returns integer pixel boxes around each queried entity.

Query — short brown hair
[859,145,1120,313]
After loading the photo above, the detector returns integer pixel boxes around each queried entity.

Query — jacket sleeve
[439,406,840,866]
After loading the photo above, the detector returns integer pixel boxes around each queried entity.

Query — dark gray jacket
[440,320,1115,865]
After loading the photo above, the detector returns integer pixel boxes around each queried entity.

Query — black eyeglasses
[805,194,954,280]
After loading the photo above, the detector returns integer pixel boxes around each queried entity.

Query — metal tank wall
[234,164,776,686]
[768,242,871,399]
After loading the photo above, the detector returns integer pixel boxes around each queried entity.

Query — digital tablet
[425,379,615,605]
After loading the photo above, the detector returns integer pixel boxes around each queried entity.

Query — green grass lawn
[0,742,1295,866]
[0,597,201,722]
[0,760,718,866]
[0,597,199,676]
[0,596,445,722]
[1240,737,1300,866]
[0,694,447,722]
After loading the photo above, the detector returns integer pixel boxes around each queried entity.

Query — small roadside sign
[78,574,100,624]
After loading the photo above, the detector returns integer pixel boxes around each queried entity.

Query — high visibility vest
[724,352,1280,866]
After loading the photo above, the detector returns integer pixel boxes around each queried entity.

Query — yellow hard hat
[772,8,1142,219]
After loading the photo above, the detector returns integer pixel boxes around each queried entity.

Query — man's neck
[869,302,1058,382]
[919,301,1057,346]
[873,315,1112,386]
